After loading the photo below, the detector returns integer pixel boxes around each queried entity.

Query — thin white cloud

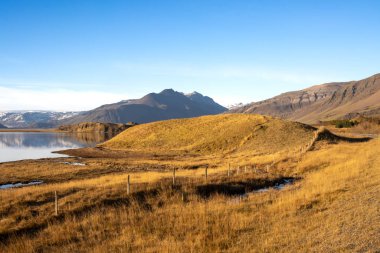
[0,78,105,90]
[0,86,131,111]
[0,63,338,111]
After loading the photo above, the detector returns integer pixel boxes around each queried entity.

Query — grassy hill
[102,114,317,155]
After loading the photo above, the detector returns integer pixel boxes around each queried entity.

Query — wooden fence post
[127,175,131,195]
[205,167,208,182]
[54,191,58,216]
[182,192,187,202]
[173,168,176,186]
[245,166,247,173]
[228,163,231,177]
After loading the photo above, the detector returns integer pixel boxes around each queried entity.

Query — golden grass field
[102,114,316,154]
[0,114,378,252]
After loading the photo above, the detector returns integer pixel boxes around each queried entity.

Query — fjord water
[0,132,103,163]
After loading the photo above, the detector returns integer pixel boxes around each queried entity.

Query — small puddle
[228,178,295,204]
[196,177,296,199]
[61,162,86,166]
[254,178,295,193]
[0,180,44,190]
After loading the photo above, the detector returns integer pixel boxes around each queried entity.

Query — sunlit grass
[0,117,378,252]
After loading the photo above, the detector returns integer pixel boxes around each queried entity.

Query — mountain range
[230,73,380,123]
[0,90,227,128]
[62,89,227,125]
[1,73,379,128]
[0,111,79,129]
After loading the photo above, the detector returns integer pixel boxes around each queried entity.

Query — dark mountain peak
[185,91,227,113]
[186,91,202,97]
[186,91,218,103]
[61,89,227,125]
[186,91,217,103]
[159,88,179,95]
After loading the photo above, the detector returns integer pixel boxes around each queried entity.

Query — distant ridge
[230,73,380,123]
[0,123,7,129]
[0,111,79,128]
[63,89,227,125]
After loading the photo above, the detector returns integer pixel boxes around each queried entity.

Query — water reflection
[72,132,112,144]
[0,132,110,163]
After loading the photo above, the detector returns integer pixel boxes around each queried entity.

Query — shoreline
[0,128,61,133]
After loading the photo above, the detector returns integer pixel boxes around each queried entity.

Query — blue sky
[1,0,379,110]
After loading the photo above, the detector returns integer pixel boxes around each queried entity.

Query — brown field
[322,116,380,136]
[0,114,379,252]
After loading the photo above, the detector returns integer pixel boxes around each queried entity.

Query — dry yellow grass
[0,114,378,252]
[103,114,316,155]
[0,140,378,252]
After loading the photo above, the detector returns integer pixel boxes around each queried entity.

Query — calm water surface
[0,132,105,163]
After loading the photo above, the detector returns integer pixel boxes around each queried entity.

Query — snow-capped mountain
[0,111,80,128]
[227,103,245,110]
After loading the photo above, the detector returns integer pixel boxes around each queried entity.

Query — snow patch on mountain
[0,111,80,128]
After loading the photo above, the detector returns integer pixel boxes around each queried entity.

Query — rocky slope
[230,73,380,123]
[64,89,227,124]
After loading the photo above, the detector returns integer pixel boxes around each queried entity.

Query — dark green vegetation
[322,119,359,128]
